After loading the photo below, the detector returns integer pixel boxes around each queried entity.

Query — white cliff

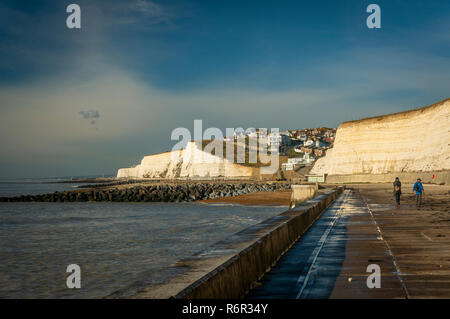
[311,99,450,176]
[117,141,256,179]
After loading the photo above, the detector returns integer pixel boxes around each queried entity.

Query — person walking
[413,178,424,207]
[393,177,402,207]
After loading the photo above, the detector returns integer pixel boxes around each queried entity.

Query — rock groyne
[0,182,290,203]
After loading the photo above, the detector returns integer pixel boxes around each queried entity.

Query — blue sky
[0,0,449,178]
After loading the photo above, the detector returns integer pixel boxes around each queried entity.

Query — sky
[0,0,449,178]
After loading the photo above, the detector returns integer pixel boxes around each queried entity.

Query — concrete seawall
[326,170,450,185]
[290,184,318,208]
[114,187,343,299]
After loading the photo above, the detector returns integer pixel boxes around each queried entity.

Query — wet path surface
[247,189,406,299]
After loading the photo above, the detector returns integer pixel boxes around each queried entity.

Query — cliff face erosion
[117,141,257,179]
[311,99,450,176]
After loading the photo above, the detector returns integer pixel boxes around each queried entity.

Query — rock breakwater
[0,182,290,203]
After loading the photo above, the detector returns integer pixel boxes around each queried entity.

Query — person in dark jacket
[413,178,424,207]
[393,177,402,207]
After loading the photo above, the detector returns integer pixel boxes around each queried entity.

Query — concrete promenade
[248,187,450,299]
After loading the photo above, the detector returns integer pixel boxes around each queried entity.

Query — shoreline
[200,189,292,206]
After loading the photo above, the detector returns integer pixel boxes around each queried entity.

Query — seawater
[0,178,97,197]
[0,182,286,298]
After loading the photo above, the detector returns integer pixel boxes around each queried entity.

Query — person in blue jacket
[412,178,424,207]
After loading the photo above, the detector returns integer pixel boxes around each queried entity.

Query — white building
[282,156,314,171]
[268,132,291,151]
[304,139,314,147]
[304,153,315,164]
[287,158,304,165]
[294,146,303,153]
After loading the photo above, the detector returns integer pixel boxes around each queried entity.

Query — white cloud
[0,67,353,160]
[107,0,175,28]
[134,0,164,17]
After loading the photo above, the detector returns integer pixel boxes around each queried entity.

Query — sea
[0,178,287,298]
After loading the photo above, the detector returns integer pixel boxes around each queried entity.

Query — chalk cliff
[117,141,256,179]
[311,99,450,176]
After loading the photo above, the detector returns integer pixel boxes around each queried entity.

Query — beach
[201,189,292,206]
